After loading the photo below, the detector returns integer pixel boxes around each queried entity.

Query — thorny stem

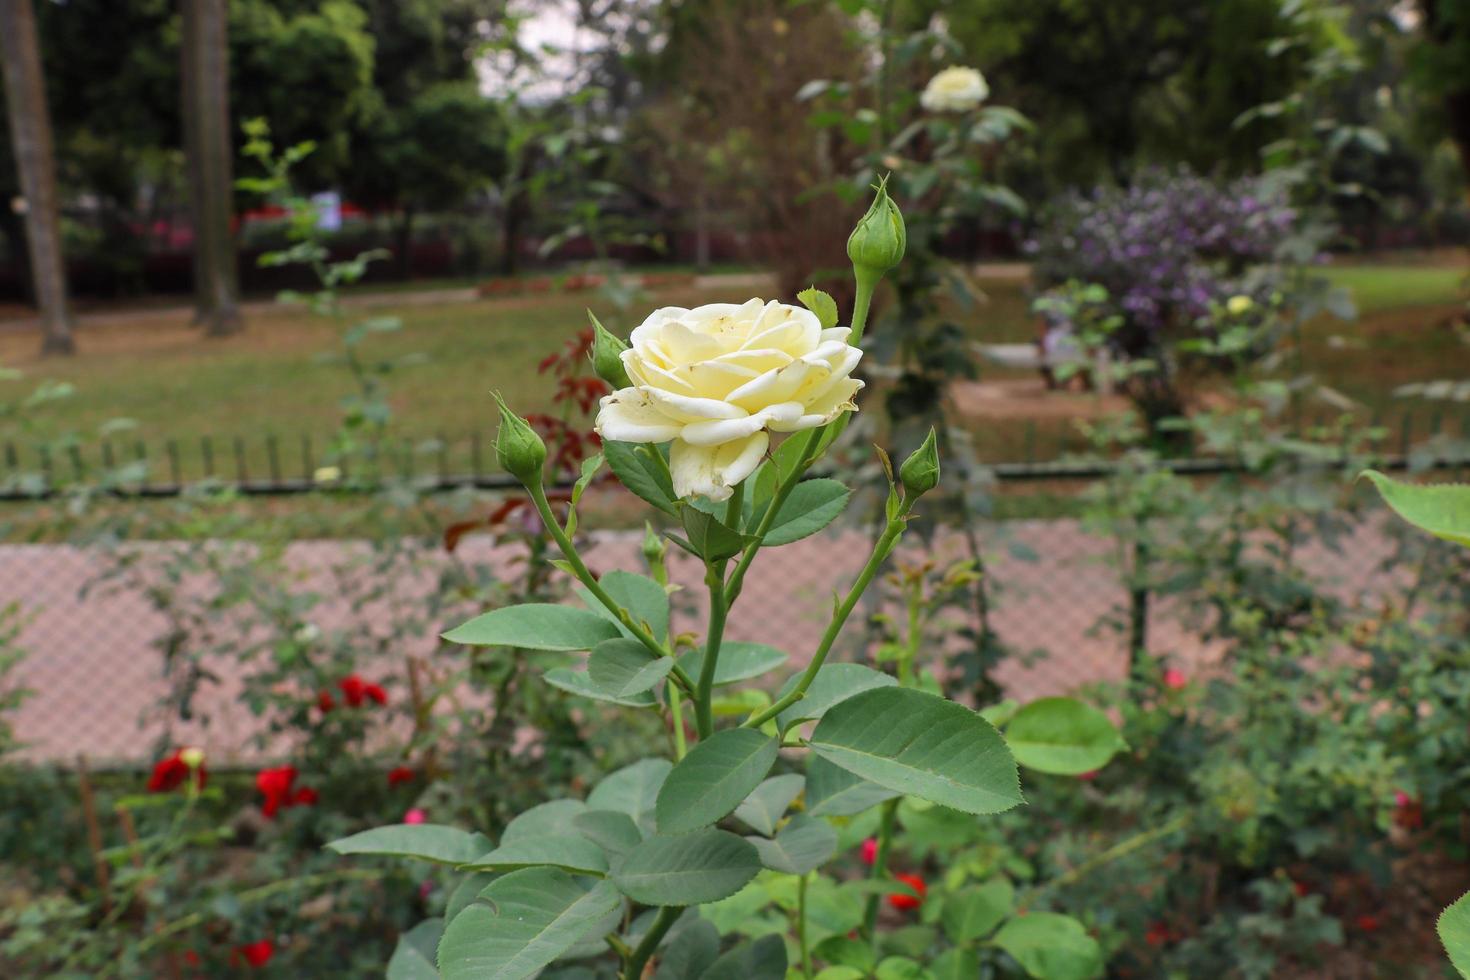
[622,905,680,980]
[861,797,901,946]
[743,499,913,729]
[528,481,695,695]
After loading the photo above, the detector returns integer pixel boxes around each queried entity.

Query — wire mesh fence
[3,508,1405,768]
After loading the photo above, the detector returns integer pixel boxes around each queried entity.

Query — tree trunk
[179,0,207,324]
[181,0,242,337]
[0,0,75,355]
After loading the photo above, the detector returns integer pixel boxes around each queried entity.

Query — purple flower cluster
[1027,168,1297,352]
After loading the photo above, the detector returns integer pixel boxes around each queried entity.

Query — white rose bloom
[595,299,864,501]
[920,66,989,113]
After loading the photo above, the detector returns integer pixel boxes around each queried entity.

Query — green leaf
[1439,890,1470,977]
[544,668,657,707]
[991,912,1103,980]
[813,936,875,971]
[605,441,678,515]
[751,479,852,546]
[462,835,609,875]
[588,639,675,698]
[699,934,787,980]
[445,604,621,651]
[806,754,899,817]
[573,810,644,860]
[327,824,486,866]
[746,813,837,875]
[733,774,806,836]
[446,873,497,923]
[776,663,898,732]
[678,643,787,687]
[588,758,673,819]
[612,829,762,906]
[682,507,749,561]
[809,688,1022,815]
[798,287,840,329]
[437,869,622,980]
[386,918,443,980]
[874,957,932,980]
[942,879,1013,944]
[1004,698,1127,776]
[1361,470,1470,547]
[931,948,980,980]
[652,918,721,979]
[600,570,671,642]
[503,799,588,843]
[656,729,779,835]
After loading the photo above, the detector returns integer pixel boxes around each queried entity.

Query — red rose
[1144,921,1172,947]
[1292,880,1310,897]
[147,749,207,793]
[1393,791,1424,830]
[364,683,387,706]
[887,873,926,911]
[1163,668,1187,690]
[316,690,335,714]
[1355,913,1380,932]
[388,766,416,786]
[256,765,318,817]
[1077,770,1098,782]
[338,675,368,707]
[233,939,274,967]
[860,838,878,865]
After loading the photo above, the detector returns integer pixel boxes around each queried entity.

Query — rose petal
[669,432,769,500]
[594,389,684,443]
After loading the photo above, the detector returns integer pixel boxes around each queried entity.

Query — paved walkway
[3,517,1398,766]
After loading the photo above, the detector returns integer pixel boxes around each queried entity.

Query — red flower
[1077,770,1098,782]
[338,675,368,707]
[1292,879,1310,897]
[233,939,274,967]
[860,838,878,865]
[1355,913,1380,932]
[1163,668,1187,690]
[388,766,416,786]
[1393,791,1424,830]
[255,765,315,817]
[147,749,206,793]
[887,873,927,911]
[364,682,388,706]
[316,690,335,714]
[1144,921,1172,947]
[183,950,201,966]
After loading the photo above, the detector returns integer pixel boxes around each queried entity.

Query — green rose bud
[847,175,906,277]
[899,427,940,499]
[589,312,632,390]
[492,391,547,486]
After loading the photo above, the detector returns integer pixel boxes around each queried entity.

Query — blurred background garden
[2,0,1470,976]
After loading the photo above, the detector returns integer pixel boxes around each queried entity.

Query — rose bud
[492,392,548,486]
[899,428,940,499]
[589,312,632,390]
[848,176,907,280]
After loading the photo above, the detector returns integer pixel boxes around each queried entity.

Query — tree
[1414,0,1470,179]
[0,0,74,355]
[182,0,242,336]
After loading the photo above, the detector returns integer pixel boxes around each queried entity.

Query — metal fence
[2,488,1407,769]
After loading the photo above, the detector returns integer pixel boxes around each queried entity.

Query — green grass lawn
[0,261,1465,486]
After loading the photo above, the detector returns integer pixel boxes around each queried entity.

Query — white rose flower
[920,66,989,113]
[594,299,864,501]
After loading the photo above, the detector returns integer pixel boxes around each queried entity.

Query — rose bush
[595,300,865,500]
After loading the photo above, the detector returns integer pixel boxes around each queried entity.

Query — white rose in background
[920,66,989,113]
[594,299,863,501]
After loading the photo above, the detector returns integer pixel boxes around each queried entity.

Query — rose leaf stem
[861,797,901,946]
[622,905,681,980]
[529,481,695,694]
[742,501,911,729]
[667,680,688,760]
[798,872,814,978]
[850,266,879,346]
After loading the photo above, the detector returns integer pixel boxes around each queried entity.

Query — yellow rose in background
[594,299,864,501]
[1226,295,1254,316]
[920,66,989,113]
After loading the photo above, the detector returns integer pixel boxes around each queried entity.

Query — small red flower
[887,873,926,911]
[147,749,206,793]
[1292,879,1310,897]
[1393,791,1424,830]
[1077,770,1098,782]
[1144,921,1172,947]
[233,938,274,967]
[316,690,335,714]
[183,950,201,966]
[388,766,416,786]
[1163,668,1187,690]
[404,807,428,825]
[256,765,316,817]
[338,675,368,707]
[860,838,878,865]
[364,682,388,706]
[1355,913,1380,932]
